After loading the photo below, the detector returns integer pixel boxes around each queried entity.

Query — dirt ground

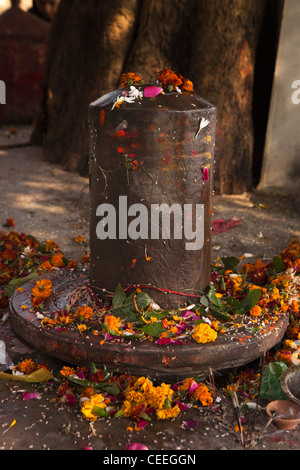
[1,125,300,453]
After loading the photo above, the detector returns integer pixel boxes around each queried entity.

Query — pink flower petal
[144,86,163,98]
[137,419,149,429]
[124,442,148,450]
[22,391,40,401]
[183,419,199,429]
[202,167,209,182]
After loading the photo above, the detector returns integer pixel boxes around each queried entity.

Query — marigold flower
[178,74,194,92]
[157,67,182,91]
[192,323,217,344]
[38,261,53,272]
[60,366,76,377]
[75,305,94,321]
[156,404,181,420]
[104,315,122,334]
[120,72,142,88]
[74,235,86,244]
[16,359,38,374]
[193,383,213,406]
[32,279,52,306]
[45,239,59,252]
[81,393,107,421]
[249,305,262,317]
[51,253,65,267]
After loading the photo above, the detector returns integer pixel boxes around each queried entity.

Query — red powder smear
[212,217,243,234]
[99,110,105,126]
[111,130,139,139]
[117,147,127,153]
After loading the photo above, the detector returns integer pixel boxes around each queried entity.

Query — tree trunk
[35,0,268,193]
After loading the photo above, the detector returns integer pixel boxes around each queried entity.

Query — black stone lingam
[89,86,216,308]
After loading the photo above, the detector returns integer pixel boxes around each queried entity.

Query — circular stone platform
[9,271,289,381]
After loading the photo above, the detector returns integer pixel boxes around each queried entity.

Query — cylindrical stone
[89,86,216,308]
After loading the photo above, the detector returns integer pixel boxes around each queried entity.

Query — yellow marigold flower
[77,324,87,333]
[249,305,262,317]
[192,323,217,344]
[81,394,106,421]
[156,404,181,420]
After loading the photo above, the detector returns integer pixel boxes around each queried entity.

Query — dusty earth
[0,125,300,453]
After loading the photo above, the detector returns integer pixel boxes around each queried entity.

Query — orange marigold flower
[81,251,89,264]
[157,67,182,91]
[249,305,262,317]
[178,74,194,92]
[75,305,95,321]
[60,366,76,377]
[120,72,142,88]
[104,315,122,334]
[66,259,78,270]
[193,383,213,406]
[45,239,59,252]
[16,359,38,374]
[38,261,53,272]
[51,253,65,267]
[32,279,52,301]
[75,235,86,244]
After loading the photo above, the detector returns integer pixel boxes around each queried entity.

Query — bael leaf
[233,288,261,315]
[208,287,223,309]
[140,321,165,338]
[273,256,285,274]
[112,283,126,308]
[221,256,240,271]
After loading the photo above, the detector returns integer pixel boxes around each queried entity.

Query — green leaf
[140,321,165,338]
[234,288,261,315]
[260,362,289,401]
[221,256,240,271]
[112,283,126,308]
[208,287,223,309]
[92,405,110,418]
[4,271,38,297]
[200,296,209,308]
[273,256,285,273]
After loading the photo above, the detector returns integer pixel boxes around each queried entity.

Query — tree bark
[35,0,269,193]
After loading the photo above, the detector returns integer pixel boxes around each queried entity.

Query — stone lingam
[9,73,289,380]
